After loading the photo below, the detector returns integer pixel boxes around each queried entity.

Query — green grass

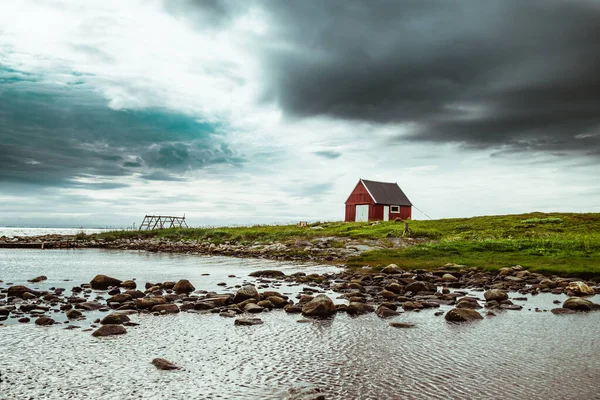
[90,212,600,278]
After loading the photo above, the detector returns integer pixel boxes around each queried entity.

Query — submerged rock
[301,294,336,317]
[28,275,48,283]
[234,318,264,326]
[66,309,83,319]
[152,358,180,370]
[444,308,483,322]
[389,322,415,328]
[248,270,286,278]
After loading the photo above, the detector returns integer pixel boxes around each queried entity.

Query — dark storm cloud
[171,0,600,156]
[0,73,244,188]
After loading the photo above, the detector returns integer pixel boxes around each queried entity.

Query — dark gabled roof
[361,179,412,206]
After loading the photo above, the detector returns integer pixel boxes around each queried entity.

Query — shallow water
[0,227,111,238]
[1,249,600,400]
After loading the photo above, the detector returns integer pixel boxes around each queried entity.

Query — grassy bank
[92,212,600,278]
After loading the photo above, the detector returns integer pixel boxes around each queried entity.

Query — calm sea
[0,227,113,238]
[1,248,599,400]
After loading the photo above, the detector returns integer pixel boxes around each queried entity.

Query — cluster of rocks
[1,264,598,335]
[0,234,425,262]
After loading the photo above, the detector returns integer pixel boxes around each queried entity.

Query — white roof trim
[360,179,376,203]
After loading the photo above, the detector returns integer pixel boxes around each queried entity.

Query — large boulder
[90,275,122,290]
[7,286,39,299]
[233,285,260,304]
[444,308,483,322]
[405,281,437,294]
[376,306,400,318]
[563,297,594,311]
[301,294,336,317]
[484,289,508,302]
[92,324,127,337]
[101,312,131,325]
[173,280,195,294]
[565,281,595,296]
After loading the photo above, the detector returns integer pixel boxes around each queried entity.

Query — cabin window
[391,205,400,213]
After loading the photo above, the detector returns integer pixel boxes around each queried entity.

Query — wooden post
[402,222,409,237]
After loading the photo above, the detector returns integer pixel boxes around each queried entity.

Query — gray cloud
[171,0,600,157]
[0,74,244,189]
[314,150,342,160]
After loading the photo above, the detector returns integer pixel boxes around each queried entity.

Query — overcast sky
[1,0,599,228]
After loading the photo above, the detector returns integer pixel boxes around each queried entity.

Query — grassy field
[92,212,600,278]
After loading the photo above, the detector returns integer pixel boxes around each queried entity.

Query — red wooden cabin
[345,179,412,222]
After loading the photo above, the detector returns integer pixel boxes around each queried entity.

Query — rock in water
[301,294,336,317]
[28,275,48,283]
[248,270,285,278]
[346,302,374,315]
[7,285,39,299]
[389,322,415,328]
[152,304,180,314]
[90,275,122,290]
[121,280,137,289]
[381,264,403,274]
[405,281,437,293]
[152,358,180,370]
[234,318,264,326]
[135,296,167,310]
[233,285,260,303]
[66,309,83,319]
[484,289,509,302]
[35,317,55,326]
[563,297,594,311]
[92,324,127,337]
[173,279,195,294]
[444,308,483,322]
[100,313,131,325]
[565,281,595,296]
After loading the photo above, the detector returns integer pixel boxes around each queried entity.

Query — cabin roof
[360,179,412,206]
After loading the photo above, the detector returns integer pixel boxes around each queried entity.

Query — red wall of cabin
[371,204,384,220]
[400,206,412,220]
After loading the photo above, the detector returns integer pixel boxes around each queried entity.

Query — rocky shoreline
[0,233,426,262]
[2,264,598,332]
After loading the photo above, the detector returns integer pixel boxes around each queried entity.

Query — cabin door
[383,206,389,221]
[355,205,369,222]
